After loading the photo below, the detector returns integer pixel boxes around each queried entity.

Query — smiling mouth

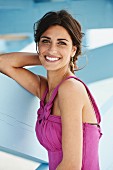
[45,56,60,62]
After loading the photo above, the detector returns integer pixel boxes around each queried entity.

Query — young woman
[0,10,102,170]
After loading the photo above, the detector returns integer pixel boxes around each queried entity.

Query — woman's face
[38,25,76,71]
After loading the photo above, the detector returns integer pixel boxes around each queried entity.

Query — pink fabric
[35,76,102,170]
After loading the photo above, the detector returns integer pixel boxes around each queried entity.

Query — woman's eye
[41,39,50,43]
[58,41,66,45]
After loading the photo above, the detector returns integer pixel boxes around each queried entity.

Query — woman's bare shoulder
[58,78,86,96]
[57,78,87,119]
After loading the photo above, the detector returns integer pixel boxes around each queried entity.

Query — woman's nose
[48,43,57,53]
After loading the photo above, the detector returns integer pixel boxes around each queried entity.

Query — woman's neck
[47,68,74,93]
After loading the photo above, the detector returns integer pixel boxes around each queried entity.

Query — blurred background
[0,0,113,169]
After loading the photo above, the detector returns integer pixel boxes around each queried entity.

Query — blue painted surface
[76,43,113,83]
[99,96,113,170]
[0,72,48,164]
[88,79,113,170]
[36,163,49,170]
[0,0,113,34]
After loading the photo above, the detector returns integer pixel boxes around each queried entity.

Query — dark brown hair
[34,10,84,73]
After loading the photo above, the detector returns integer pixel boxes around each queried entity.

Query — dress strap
[41,87,48,101]
[49,76,101,124]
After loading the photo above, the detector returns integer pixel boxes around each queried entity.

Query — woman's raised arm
[0,52,43,98]
[0,52,41,68]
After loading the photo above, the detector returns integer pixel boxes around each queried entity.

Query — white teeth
[46,56,59,61]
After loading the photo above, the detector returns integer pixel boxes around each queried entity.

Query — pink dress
[35,76,102,170]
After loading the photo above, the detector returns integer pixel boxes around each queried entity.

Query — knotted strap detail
[37,100,53,121]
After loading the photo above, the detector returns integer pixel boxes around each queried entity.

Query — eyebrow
[40,36,69,42]
[40,36,50,39]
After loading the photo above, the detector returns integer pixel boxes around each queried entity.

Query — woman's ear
[71,46,77,57]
